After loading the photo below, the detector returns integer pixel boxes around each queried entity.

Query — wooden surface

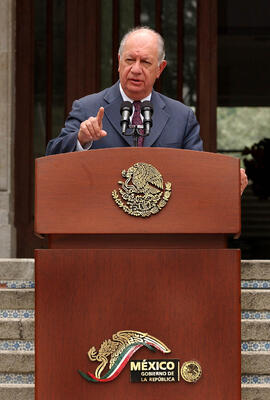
[35,248,241,400]
[197,0,217,152]
[15,0,39,257]
[35,148,241,235]
[48,233,227,249]
[66,0,100,114]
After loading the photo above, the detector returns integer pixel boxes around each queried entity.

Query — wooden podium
[35,148,241,400]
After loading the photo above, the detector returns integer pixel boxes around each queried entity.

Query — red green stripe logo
[78,330,171,383]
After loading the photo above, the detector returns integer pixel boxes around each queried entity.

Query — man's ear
[118,54,120,72]
[157,60,167,78]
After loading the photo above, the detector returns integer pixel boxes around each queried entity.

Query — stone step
[0,259,34,280]
[0,259,269,278]
[241,260,270,280]
[0,319,34,340]
[0,352,34,373]
[242,385,270,400]
[0,259,269,282]
[242,352,270,374]
[241,290,270,310]
[0,317,268,342]
[0,385,34,400]
[0,288,269,312]
[242,320,270,341]
[0,290,34,309]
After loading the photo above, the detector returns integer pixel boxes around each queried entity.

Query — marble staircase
[241,260,270,400]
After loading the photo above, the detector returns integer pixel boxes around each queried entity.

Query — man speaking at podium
[46,26,203,155]
[45,26,247,194]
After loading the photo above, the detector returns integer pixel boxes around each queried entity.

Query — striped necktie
[132,101,144,147]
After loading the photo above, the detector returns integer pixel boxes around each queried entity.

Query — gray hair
[118,26,165,65]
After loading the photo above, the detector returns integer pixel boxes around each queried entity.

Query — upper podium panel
[35,148,241,234]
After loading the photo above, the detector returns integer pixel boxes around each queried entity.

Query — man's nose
[131,60,142,73]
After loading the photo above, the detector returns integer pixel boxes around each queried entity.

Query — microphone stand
[122,124,150,147]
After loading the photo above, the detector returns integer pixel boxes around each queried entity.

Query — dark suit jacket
[46,82,203,155]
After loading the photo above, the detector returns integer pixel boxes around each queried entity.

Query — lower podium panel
[35,249,241,400]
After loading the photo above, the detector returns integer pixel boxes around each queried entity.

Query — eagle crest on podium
[112,162,172,217]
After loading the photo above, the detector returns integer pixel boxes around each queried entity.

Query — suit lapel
[143,91,169,147]
[103,82,134,147]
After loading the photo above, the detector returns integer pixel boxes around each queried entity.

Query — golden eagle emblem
[112,162,172,217]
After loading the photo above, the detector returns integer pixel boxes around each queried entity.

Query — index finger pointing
[97,107,104,127]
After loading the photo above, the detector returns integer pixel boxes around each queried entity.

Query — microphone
[141,101,153,136]
[120,101,132,134]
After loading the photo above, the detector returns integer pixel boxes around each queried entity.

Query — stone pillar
[0,0,16,257]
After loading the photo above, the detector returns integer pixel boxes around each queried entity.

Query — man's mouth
[129,79,143,85]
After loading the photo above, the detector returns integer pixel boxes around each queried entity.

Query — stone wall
[0,0,16,257]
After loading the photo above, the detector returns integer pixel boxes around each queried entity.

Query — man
[46,27,247,193]
[46,26,202,154]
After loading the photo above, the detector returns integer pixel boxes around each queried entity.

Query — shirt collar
[119,83,152,103]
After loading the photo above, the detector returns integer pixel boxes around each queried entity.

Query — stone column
[0,0,16,257]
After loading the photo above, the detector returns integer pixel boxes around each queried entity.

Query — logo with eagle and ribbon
[112,162,172,217]
[78,330,171,383]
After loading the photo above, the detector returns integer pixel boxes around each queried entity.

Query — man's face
[118,31,167,100]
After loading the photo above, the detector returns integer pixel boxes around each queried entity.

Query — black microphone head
[141,101,153,115]
[120,101,133,114]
